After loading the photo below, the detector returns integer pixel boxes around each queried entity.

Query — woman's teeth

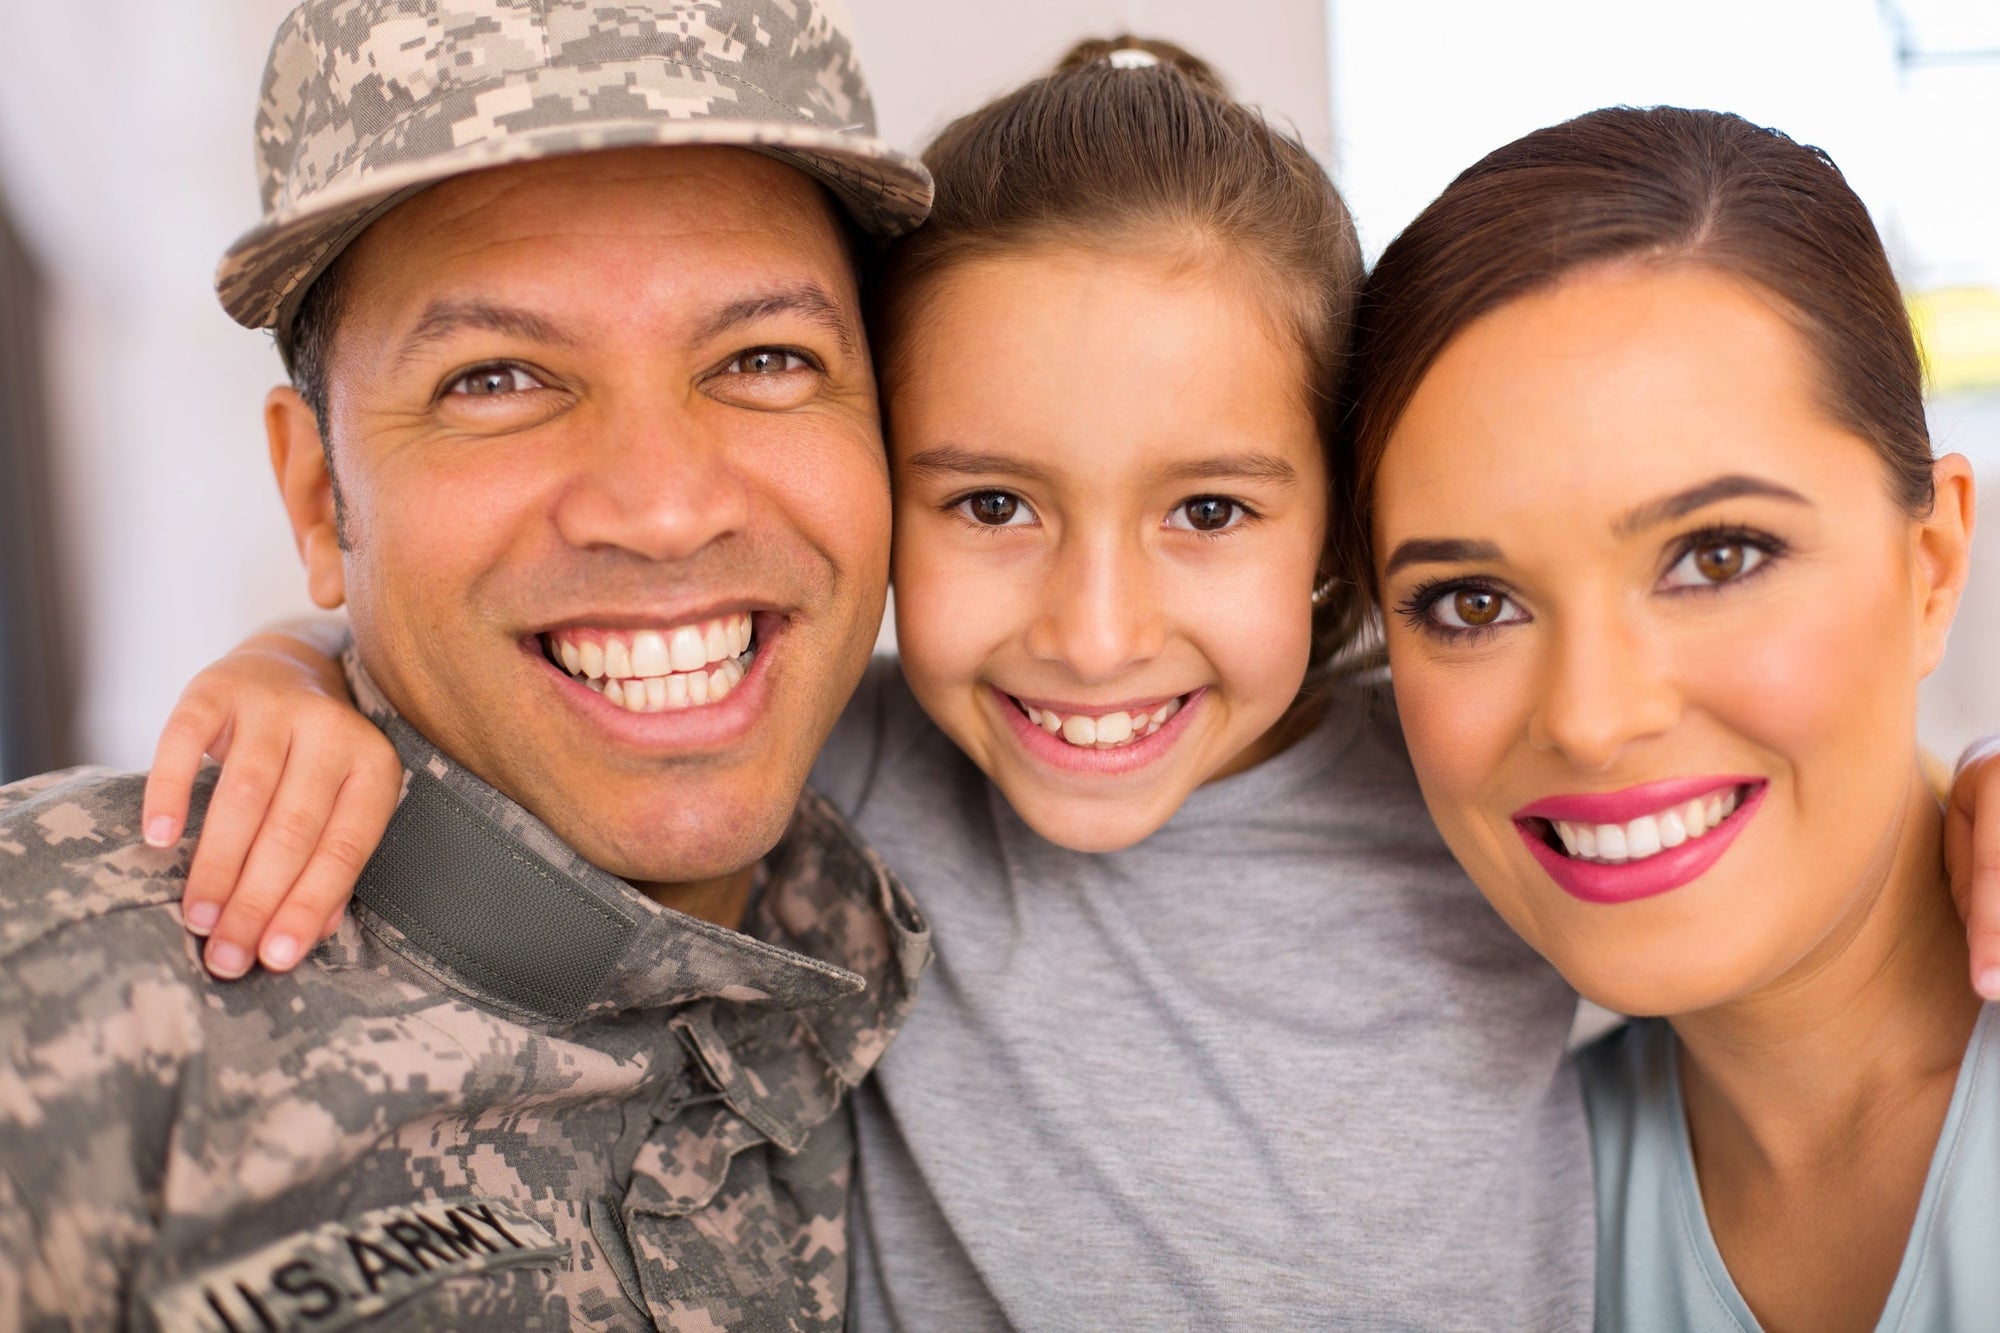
[1550,787,1743,865]
[546,614,754,714]
[1020,698,1182,749]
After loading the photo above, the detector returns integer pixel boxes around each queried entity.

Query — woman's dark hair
[876,36,1367,661]
[1336,105,1934,604]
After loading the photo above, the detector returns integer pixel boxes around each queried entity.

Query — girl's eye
[727,349,813,375]
[1662,540,1767,589]
[448,364,543,397]
[955,490,1035,527]
[1168,497,1245,533]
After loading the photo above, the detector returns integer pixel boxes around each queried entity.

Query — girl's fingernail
[145,816,177,847]
[1977,968,2000,1001]
[206,941,250,978]
[184,901,219,933]
[262,935,300,970]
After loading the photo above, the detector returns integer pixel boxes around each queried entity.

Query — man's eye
[954,491,1035,527]
[728,349,814,375]
[1662,541,1767,588]
[1167,497,1246,533]
[447,365,543,397]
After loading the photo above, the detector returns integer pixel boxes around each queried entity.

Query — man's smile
[544,614,757,713]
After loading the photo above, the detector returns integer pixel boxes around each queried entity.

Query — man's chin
[539,779,803,892]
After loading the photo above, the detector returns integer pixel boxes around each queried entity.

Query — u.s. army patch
[147,1198,563,1332]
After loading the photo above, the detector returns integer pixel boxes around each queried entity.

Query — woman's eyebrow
[1384,537,1504,577]
[1611,474,1810,537]
[902,445,1054,485]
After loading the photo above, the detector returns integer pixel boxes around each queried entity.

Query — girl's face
[1373,264,1972,1017]
[886,245,1327,852]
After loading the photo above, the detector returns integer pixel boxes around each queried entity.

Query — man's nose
[1526,611,1683,771]
[550,397,752,561]
[1025,532,1167,684]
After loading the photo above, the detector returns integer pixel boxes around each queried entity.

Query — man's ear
[266,386,347,610]
[1913,452,1977,677]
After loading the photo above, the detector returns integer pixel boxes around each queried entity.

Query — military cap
[216,0,932,335]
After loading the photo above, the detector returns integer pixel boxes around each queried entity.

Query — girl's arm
[140,615,401,978]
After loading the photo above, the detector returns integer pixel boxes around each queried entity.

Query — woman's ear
[266,386,347,610]
[1913,452,1977,677]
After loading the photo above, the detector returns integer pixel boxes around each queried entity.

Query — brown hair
[1336,106,1934,603]
[875,36,1367,660]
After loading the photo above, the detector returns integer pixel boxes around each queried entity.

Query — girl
[140,39,1593,1327]
[1346,107,1992,1330]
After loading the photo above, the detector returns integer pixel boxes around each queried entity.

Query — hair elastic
[1107,48,1161,70]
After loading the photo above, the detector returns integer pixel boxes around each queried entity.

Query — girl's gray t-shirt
[811,659,1593,1331]
[1580,1005,2000,1332]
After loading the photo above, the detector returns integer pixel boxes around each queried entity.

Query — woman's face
[1373,263,1972,1016]
[885,244,1327,852]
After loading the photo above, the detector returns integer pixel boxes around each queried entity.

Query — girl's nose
[1527,614,1683,770]
[1026,534,1168,683]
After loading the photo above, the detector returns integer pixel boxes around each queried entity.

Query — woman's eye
[1168,497,1245,533]
[954,491,1034,527]
[728,349,813,375]
[1431,587,1524,631]
[1662,541,1766,589]
[447,365,543,397]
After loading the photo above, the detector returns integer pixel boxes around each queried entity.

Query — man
[0,2,931,1327]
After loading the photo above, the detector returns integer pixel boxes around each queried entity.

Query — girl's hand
[141,619,400,979]
[1949,735,2000,1000]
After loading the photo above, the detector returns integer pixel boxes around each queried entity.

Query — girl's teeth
[1020,697,1183,750]
[1551,788,1747,867]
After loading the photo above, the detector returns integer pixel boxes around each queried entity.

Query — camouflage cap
[216,0,933,333]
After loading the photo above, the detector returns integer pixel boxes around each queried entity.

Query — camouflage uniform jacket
[0,662,929,1332]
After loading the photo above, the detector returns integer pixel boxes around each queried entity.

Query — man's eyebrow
[690,282,858,357]
[393,299,578,369]
[901,446,1055,487]
[1611,474,1811,537]
[1383,537,1505,578]
[1152,453,1298,487]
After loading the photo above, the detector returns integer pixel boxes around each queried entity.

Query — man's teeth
[1551,787,1743,865]
[1021,698,1182,750]
[547,614,754,714]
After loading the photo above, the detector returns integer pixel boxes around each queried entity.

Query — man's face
[286,147,888,889]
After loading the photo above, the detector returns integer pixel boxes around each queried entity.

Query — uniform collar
[337,654,929,1111]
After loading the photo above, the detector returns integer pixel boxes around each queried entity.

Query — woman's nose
[1527,613,1683,770]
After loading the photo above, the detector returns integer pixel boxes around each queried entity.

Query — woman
[1344,106,1991,1330]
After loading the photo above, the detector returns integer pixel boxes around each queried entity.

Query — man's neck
[631,865,757,931]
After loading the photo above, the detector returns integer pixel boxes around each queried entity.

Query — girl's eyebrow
[1152,453,1297,486]
[903,445,1054,485]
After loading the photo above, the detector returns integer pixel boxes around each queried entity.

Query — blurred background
[0,0,1992,778]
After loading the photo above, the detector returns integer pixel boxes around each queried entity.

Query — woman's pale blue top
[1578,1004,2000,1332]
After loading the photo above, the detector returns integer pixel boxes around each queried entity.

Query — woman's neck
[1669,764,1979,1332]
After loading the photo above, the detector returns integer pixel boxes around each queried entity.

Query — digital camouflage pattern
[217,0,934,332]
[0,658,929,1331]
